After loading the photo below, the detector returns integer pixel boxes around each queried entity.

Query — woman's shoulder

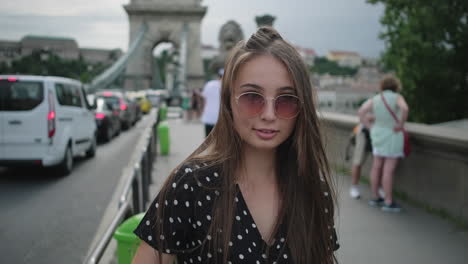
[171,161,223,190]
[151,161,222,217]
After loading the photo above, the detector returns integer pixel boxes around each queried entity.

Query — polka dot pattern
[134,163,339,263]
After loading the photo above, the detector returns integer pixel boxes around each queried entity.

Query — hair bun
[245,26,283,49]
[257,26,283,41]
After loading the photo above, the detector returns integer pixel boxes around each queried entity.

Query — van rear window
[0,80,44,111]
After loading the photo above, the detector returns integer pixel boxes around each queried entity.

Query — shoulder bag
[380,93,411,157]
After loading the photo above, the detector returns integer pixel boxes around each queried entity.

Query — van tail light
[95,113,105,119]
[47,91,56,138]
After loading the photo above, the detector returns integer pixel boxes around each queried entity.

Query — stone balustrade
[321,111,468,221]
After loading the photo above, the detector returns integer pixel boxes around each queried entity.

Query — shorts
[352,131,368,165]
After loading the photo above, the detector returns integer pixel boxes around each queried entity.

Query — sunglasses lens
[275,95,300,119]
[238,93,264,117]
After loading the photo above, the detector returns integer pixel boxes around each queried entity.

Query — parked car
[127,96,142,123]
[92,97,121,142]
[126,91,152,114]
[136,96,152,114]
[95,90,138,129]
[0,75,97,176]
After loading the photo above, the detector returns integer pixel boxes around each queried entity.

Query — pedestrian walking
[358,75,409,212]
[346,122,372,199]
[200,69,223,136]
[187,88,202,121]
[131,27,339,264]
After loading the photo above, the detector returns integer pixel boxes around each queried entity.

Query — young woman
[358,76,409,212]
[132,27,339,264]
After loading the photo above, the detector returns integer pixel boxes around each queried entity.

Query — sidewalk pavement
[147,118,468,264]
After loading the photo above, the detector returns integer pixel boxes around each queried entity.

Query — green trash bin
[113,213,145,264]
[157,121,170,155]
[159,105,167,122]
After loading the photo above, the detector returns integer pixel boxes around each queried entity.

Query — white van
[0,75,97,175]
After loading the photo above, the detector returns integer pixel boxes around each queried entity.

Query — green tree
[368,0,468,123]
[203,58,214,81]
[4,51,106,84]
[255,14,276,27]
[0,62,10,73]
[155,49,178,87]
[311,57,358,76]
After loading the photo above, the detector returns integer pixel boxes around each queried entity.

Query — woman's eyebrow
[277,86,295,93]
[239,84,295,92]
[239,83,263,90]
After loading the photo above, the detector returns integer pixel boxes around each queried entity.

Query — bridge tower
[123,0,206,92]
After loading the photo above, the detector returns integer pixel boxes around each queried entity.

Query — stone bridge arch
[123,0,206,91]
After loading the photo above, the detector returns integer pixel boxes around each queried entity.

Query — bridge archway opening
[123,0,207,92]
[151,41,176,91]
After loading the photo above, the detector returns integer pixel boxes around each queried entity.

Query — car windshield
[0,80,44,111]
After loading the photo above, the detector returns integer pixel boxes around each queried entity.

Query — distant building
[0,35,122,67]
[295,46,316,66]
[20,35,80,60]
[0,40,21,66]
[327,50,362,68]
[317,66,384,114]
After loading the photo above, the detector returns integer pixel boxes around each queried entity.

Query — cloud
[0,0,385,57]
[0,14,128,50]
[1,0,127,16]
[201,0,385,57]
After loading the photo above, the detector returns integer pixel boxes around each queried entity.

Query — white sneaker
[349,186,361,199]
[378,188,385,198]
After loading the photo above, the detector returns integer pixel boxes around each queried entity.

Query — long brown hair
[155,27,337,263]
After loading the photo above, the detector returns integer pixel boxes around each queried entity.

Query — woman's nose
[260,99,276,120]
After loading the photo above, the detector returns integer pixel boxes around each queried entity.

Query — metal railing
[84,109,159,264]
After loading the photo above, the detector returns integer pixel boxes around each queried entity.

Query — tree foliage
[311,57,358,76]
[255,14,276,27]
[155,49,178,84]
[368,0,468,123]
[1,51,107,84]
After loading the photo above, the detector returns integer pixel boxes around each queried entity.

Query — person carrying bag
[380,93,411,157]
[358,75,410,212]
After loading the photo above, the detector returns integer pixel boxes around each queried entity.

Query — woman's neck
[238,145,277,188]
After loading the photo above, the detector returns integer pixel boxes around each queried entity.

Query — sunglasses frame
[234,91,301,119]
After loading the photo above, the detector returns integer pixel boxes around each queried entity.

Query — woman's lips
[254,128,279,140]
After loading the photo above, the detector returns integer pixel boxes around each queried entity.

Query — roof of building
[22,35,76,42]
[294,45,316,56]
[302,48,316,56]
[328,50,361,57]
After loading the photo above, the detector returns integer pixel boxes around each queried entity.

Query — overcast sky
[0,0,385,58]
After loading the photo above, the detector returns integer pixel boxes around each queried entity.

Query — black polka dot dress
[134,163,339,263]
